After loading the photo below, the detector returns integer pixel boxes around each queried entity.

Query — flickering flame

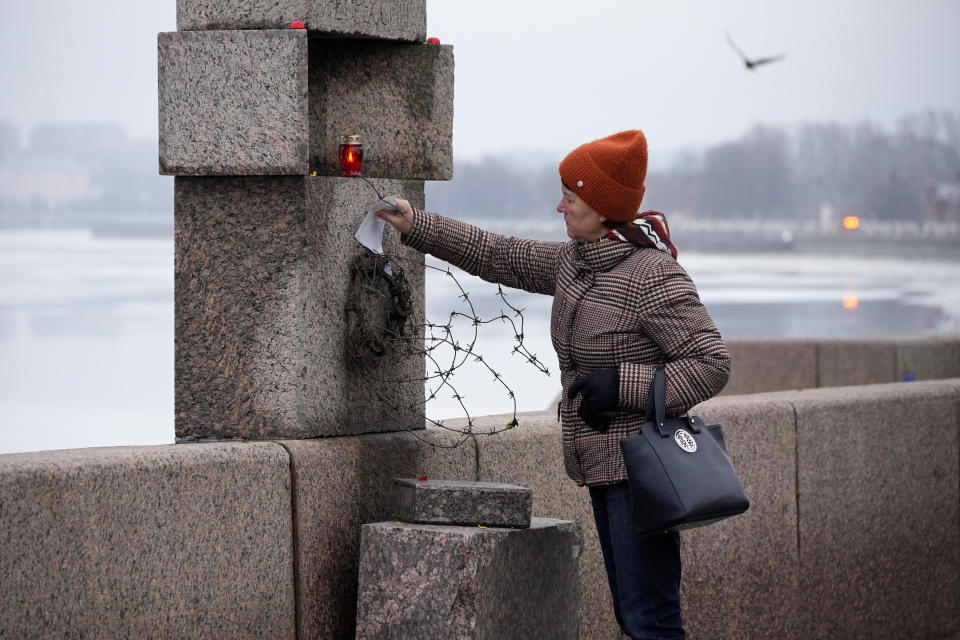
[843,295,859,309]
[842,216,860,230]
[338,140,364,177]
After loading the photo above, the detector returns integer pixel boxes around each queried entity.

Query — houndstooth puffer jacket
[403,209,731,487]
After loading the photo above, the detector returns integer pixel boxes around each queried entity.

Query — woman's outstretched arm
[378,198,563,296]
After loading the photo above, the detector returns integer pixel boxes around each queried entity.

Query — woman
[377,130,730,640]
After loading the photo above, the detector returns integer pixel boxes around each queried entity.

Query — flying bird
[725,32,785,71]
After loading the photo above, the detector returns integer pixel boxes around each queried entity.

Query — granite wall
[3,379,959,639]
[0,443,296,639]
[722,336,960,395]
[548,336,960,409]
[470,378,960,640]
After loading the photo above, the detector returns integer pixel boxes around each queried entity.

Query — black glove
[567,368,620,432]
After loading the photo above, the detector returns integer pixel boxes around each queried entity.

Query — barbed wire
[346,248,551,445]
[345,183,551,444]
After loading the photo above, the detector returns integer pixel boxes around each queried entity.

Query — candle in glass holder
[339,135,364,177]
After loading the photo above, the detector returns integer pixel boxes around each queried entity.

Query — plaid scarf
[604,211,678,259]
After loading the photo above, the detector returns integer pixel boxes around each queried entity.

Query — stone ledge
[0,443,295,639]
[393,478,532,528]
[176,0,427,41]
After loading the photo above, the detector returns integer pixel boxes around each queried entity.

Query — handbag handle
[644,366,701,438]
[644,365,670,438]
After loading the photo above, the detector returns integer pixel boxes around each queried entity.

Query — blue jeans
[589,482,685,640]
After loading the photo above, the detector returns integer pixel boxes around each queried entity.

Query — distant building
[922,181,960,223]
[27,122,128,158]
[0,121,19,160]
[0,158,97,209]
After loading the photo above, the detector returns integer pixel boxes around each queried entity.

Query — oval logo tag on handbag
[674,429,697,453]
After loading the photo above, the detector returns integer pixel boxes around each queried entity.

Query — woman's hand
[376,198,414,235]
[568,367,620,432]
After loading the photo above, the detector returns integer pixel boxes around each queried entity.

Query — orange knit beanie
[558,130,648,223]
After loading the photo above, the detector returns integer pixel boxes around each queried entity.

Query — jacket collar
[571,236,636,272]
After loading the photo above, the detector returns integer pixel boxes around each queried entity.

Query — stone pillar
[157,1,453,440]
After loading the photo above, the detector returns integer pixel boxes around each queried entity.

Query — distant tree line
[3,112,957,222]
[427,111,960,222]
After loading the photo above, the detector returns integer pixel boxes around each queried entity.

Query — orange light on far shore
[842,216,860,230]
[843,295,859,309]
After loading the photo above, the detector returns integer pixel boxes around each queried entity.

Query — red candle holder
[339,135,364,177]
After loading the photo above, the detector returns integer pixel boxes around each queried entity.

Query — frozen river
[1,228,958,454]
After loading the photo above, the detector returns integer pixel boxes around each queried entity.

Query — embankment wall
[723,335,960,394]
[2,367,959,638]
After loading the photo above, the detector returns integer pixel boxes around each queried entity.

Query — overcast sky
[1,0,959,162]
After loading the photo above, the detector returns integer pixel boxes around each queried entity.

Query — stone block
[355,518,582,640]
[159,31,453,180]
[309,41,454,180]
[794,381,960,639]
[159,30,309,176]
[177,0,427,41]
[722,339,818,395]
[280,430,476,640]
[0,443,295,639]
[393,478,532,528]
[897,336,960,381]
[817,339,897,387]
[468,395,802,640]
[174,175,425,441]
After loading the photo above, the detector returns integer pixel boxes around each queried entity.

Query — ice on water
[1,230,958,454]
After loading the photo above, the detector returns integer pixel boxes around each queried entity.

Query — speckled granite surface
[460,391,802,640]
[393,478,532,528]
[897,337,960,381]
[355,518,582,640]
[817,339,897,386]
[280,431,476,640]
[159,30,308,176]
[722,339,819,395]
[309,40,453,180]
[176,0,426,41]
[462,413,616,639]
[174,175,425,441]
[682,391,802,640]
[794,381,960,640]
[0,443,295,639]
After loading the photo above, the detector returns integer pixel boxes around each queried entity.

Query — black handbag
[620,365,749,536]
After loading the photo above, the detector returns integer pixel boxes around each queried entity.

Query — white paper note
[355,195,398,275]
